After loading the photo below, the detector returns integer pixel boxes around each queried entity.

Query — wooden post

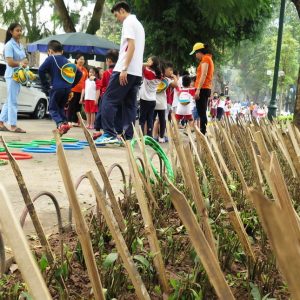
[0,136,54,264]
[249,189,300,299]
[77,112,126,232]
[0,185,52,300]
[125,141,170,294]
[86,171,151,300]
[167,181,235,300]
[194,128,256,262]
[54,131,105,300]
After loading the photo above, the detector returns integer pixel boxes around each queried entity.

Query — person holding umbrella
[0,23,28,133]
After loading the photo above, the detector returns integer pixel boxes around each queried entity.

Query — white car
[0,62,48,119]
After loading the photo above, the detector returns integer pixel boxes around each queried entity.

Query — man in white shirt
[96,1,145,144]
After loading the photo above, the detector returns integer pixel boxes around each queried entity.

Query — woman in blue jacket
[0,23,28,133]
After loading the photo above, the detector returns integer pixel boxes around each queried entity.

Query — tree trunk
[291,0,300,129]
[291,0,300,18]
[293,66,300,129]
[86,0,105,34]
[53,0,76,32]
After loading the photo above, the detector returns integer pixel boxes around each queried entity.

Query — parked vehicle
[0,61,48,119]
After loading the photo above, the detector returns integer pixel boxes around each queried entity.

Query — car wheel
[33,99,47,119]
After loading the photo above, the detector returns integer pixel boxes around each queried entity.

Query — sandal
[10,127,26,133]
[0,125,9,132]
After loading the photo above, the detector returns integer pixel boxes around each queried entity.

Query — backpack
[52,56,77,84]
[178,90,192,106]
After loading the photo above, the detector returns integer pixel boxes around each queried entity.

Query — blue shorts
[192,107,199,120]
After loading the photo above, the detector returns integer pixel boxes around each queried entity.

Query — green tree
[129,0,275,70]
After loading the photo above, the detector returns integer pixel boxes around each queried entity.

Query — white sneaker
[158,137,166,143]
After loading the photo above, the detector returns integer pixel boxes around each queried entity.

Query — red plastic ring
[0,152,33,160]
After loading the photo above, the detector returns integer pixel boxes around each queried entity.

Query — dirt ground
[0,118,131,235]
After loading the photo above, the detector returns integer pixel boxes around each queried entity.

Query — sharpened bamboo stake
[183,144,217,257]
[54,131,105,300]
[86,171,151,300]
[77,112,126,232]
[125,141,170,294]
[0,136,54,264]
[167,180,235,300]
[249,189,300,299]
[0,185,52,300]
[194,128,256,262]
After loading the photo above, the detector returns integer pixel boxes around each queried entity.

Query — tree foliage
[129,0,276,70]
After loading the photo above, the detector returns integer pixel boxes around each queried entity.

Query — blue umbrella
[27,32,119,56]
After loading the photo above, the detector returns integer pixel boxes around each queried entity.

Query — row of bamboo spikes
[0,113,300,299]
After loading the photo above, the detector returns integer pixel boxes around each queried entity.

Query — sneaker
[95,133,120,145]
[158,137,166,143]
[58,122,71,136]
[93,131,103,140]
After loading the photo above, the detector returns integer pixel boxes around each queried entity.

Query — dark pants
[95,98,123,134]
[154,110,166,138]
[139,99,156,136]
[49,88,70,126]
[101,72,142,139]
[217,107,224,120]
[67,91,81,123]
[195,88,211,135]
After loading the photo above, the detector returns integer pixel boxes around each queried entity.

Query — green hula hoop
[0,159,8,166]
[0,147,4,153]
[7,142,39,148]
[130,136,174,182]
[31,139,56,145]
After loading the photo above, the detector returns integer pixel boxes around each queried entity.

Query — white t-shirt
[114,14,145,77]
[155,78,171,110]
[84,78,100,101]
[217,97,226,109]
[139,67,161,101]
[176,88,194,115]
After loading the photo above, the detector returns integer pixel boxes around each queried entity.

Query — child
[217,93,226,121]
[153,62,178,143]
[175,75,195,127]
[39,40,82,135]
[139,56,162,137]
[209,92,219,121]
[80,67,101,129]
[94,49,119,140]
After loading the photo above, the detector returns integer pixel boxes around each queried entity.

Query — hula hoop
[22,147,56,154]
[7,142,39,148]
[31,139,56,145]
[0,159,8,166]
[0,147,4,153]
[50,144,84,150]
[130,136,174,181]
[77,141,89,146]
[0,152,33,160]
[51,137,79,143]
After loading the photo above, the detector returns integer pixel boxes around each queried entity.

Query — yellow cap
[190,42,205,55]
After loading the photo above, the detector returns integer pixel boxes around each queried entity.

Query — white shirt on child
[139,67,161,101]
[176,88,194,115]
[84,78,100,101]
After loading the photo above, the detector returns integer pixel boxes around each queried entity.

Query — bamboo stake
[125,141,170,294]
[194,128,256,262]
[0,185,52,300]
[86,171,151,300]
[77,112,126,232]
[54,131,105,300]
[183,144,217,256]
[167,180,235,300]
[287,122,300,157]
[0,136,54,264]
[249,189,300,299]
[207,127,233,182]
